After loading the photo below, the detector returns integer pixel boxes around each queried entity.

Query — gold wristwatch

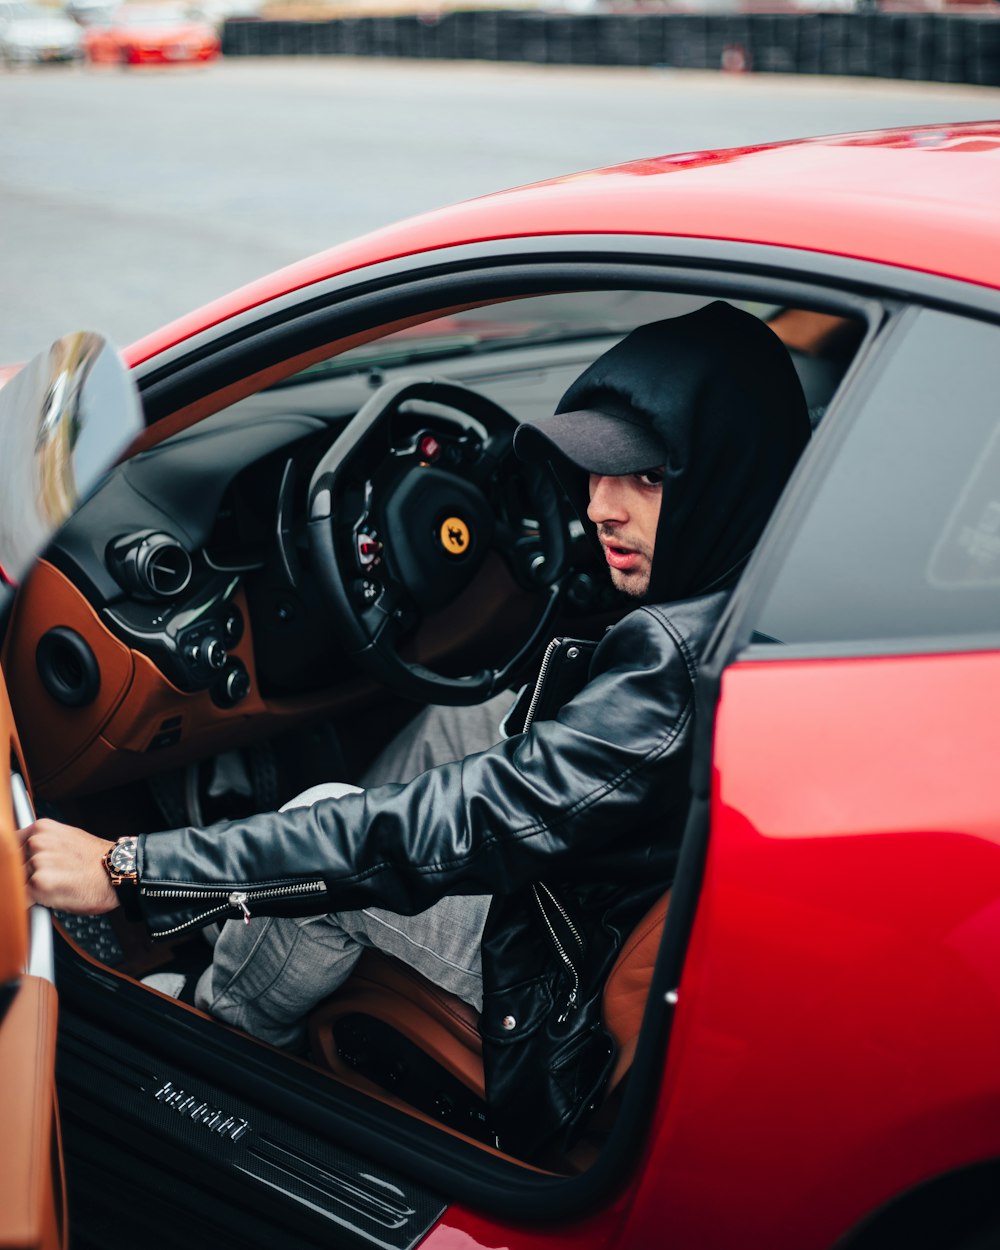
[103,836,139,887]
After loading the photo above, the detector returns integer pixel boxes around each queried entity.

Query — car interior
[2,281,869,1183]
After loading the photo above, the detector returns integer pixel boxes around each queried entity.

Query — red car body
[3,122,1000,1250]
[83,4,219,64]
[127,125,1000,365]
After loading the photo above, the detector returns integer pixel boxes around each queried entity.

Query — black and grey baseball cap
[513,407,666,476]
[513,303,811,604]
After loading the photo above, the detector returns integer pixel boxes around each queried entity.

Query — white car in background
[63,0,114,22]
[0,0,83,62]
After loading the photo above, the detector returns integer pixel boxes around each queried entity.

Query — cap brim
[514,410,666,476]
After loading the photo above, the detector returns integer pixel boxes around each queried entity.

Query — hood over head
[514,300,811,603]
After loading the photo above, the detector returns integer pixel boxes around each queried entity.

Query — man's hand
[19,819,118,914]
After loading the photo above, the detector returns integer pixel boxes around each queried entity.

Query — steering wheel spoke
[461,433,509,491]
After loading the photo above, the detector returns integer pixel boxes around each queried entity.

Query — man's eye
[637,468,665,487]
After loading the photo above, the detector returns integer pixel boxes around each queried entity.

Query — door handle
[11,772,55,985]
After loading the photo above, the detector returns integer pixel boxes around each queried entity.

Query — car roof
[126,121,1000,366]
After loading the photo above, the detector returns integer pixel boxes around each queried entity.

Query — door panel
[1,670,66,1250]
[0,976,64,1250]
[623,651,1000,1250]
[1,686,28,984]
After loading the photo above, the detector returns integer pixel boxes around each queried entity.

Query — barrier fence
[221,10,1000,85]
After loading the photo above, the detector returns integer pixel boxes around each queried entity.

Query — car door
[618,302,1000,1250]
[0,675,65,1250]
[0,333,143,1250]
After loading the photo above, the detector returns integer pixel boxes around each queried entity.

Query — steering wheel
[306,377,569,705]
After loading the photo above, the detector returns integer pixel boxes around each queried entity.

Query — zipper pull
[557,989,578,1024]
[229,891,252,924]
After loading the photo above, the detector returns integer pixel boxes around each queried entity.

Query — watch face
[109,839,137,875]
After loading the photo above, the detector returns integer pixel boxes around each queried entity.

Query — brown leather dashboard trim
[6,547,544,802]
[2,560,135,790]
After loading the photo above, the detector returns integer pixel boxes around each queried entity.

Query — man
[20,301,810,1160]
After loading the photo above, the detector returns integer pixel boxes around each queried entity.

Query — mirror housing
[0,332,144,615]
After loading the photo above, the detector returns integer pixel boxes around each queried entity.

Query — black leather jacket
[134,589,729,1158]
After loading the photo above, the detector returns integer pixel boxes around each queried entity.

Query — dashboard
[5,337,616,800]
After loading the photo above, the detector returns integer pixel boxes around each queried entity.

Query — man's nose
[587,474,628,525]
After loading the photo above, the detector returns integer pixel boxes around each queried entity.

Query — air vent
[37,628,101,707]
[144,541,192,597]
[107,531,193,601]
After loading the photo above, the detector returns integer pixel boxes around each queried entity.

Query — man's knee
[281,782,364,812]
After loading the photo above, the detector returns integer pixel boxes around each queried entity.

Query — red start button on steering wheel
[418,433,442,462]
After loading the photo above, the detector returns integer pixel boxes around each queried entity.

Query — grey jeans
[193,694,510,1049]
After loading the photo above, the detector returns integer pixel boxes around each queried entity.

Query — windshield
[273,290,781,389]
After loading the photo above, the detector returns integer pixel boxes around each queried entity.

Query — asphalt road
[1,56,999,361]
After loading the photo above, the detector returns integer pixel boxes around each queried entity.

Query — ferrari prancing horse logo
[439,516,471,556]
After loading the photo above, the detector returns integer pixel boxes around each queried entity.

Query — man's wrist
[103,836,139,887]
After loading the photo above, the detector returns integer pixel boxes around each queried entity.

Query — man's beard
[611,565,651,599]
[597,524,654,599]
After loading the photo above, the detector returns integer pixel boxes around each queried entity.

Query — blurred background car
[63,0,115,25]
[0,1,83,65]
[83,3,219,64]
[187,0,260,28]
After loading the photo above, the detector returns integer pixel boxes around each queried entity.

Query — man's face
[586,470,663,599]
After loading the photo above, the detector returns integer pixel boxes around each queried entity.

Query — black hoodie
[526,300,812,603]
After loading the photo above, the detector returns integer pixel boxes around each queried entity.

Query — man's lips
[601,540,643,572]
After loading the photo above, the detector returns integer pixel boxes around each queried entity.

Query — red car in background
[3,121,1000,1250]
[83,3,219,64]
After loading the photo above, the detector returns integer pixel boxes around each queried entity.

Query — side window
[753,307,1000,651]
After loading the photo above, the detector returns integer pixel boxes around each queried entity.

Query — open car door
[0,677,65,1250]
[0,333,144,1250]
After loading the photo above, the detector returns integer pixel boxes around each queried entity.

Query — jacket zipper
[525,643,588,1021]
[143,879,327,940]
[532,881,585,1022]
[521,636,563,733]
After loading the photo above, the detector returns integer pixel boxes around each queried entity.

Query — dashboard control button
[224,667,251,703]
[185,636,227,671]
[214,662,251,707]
[202,638,228,670]
[353,578,381,606]
[181,628,229,679]
[224,611,244,645]
[356,531,383,568]
[352,577,382,607]
[418,433,442,462]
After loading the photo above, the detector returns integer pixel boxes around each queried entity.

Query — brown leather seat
[308,890,670,1139]
[310,946,486,1097]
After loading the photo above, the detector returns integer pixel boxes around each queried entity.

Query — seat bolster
[308,950,485,1097]
[601,891,671,1089]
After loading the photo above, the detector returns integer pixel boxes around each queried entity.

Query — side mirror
[0,332,144,604]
